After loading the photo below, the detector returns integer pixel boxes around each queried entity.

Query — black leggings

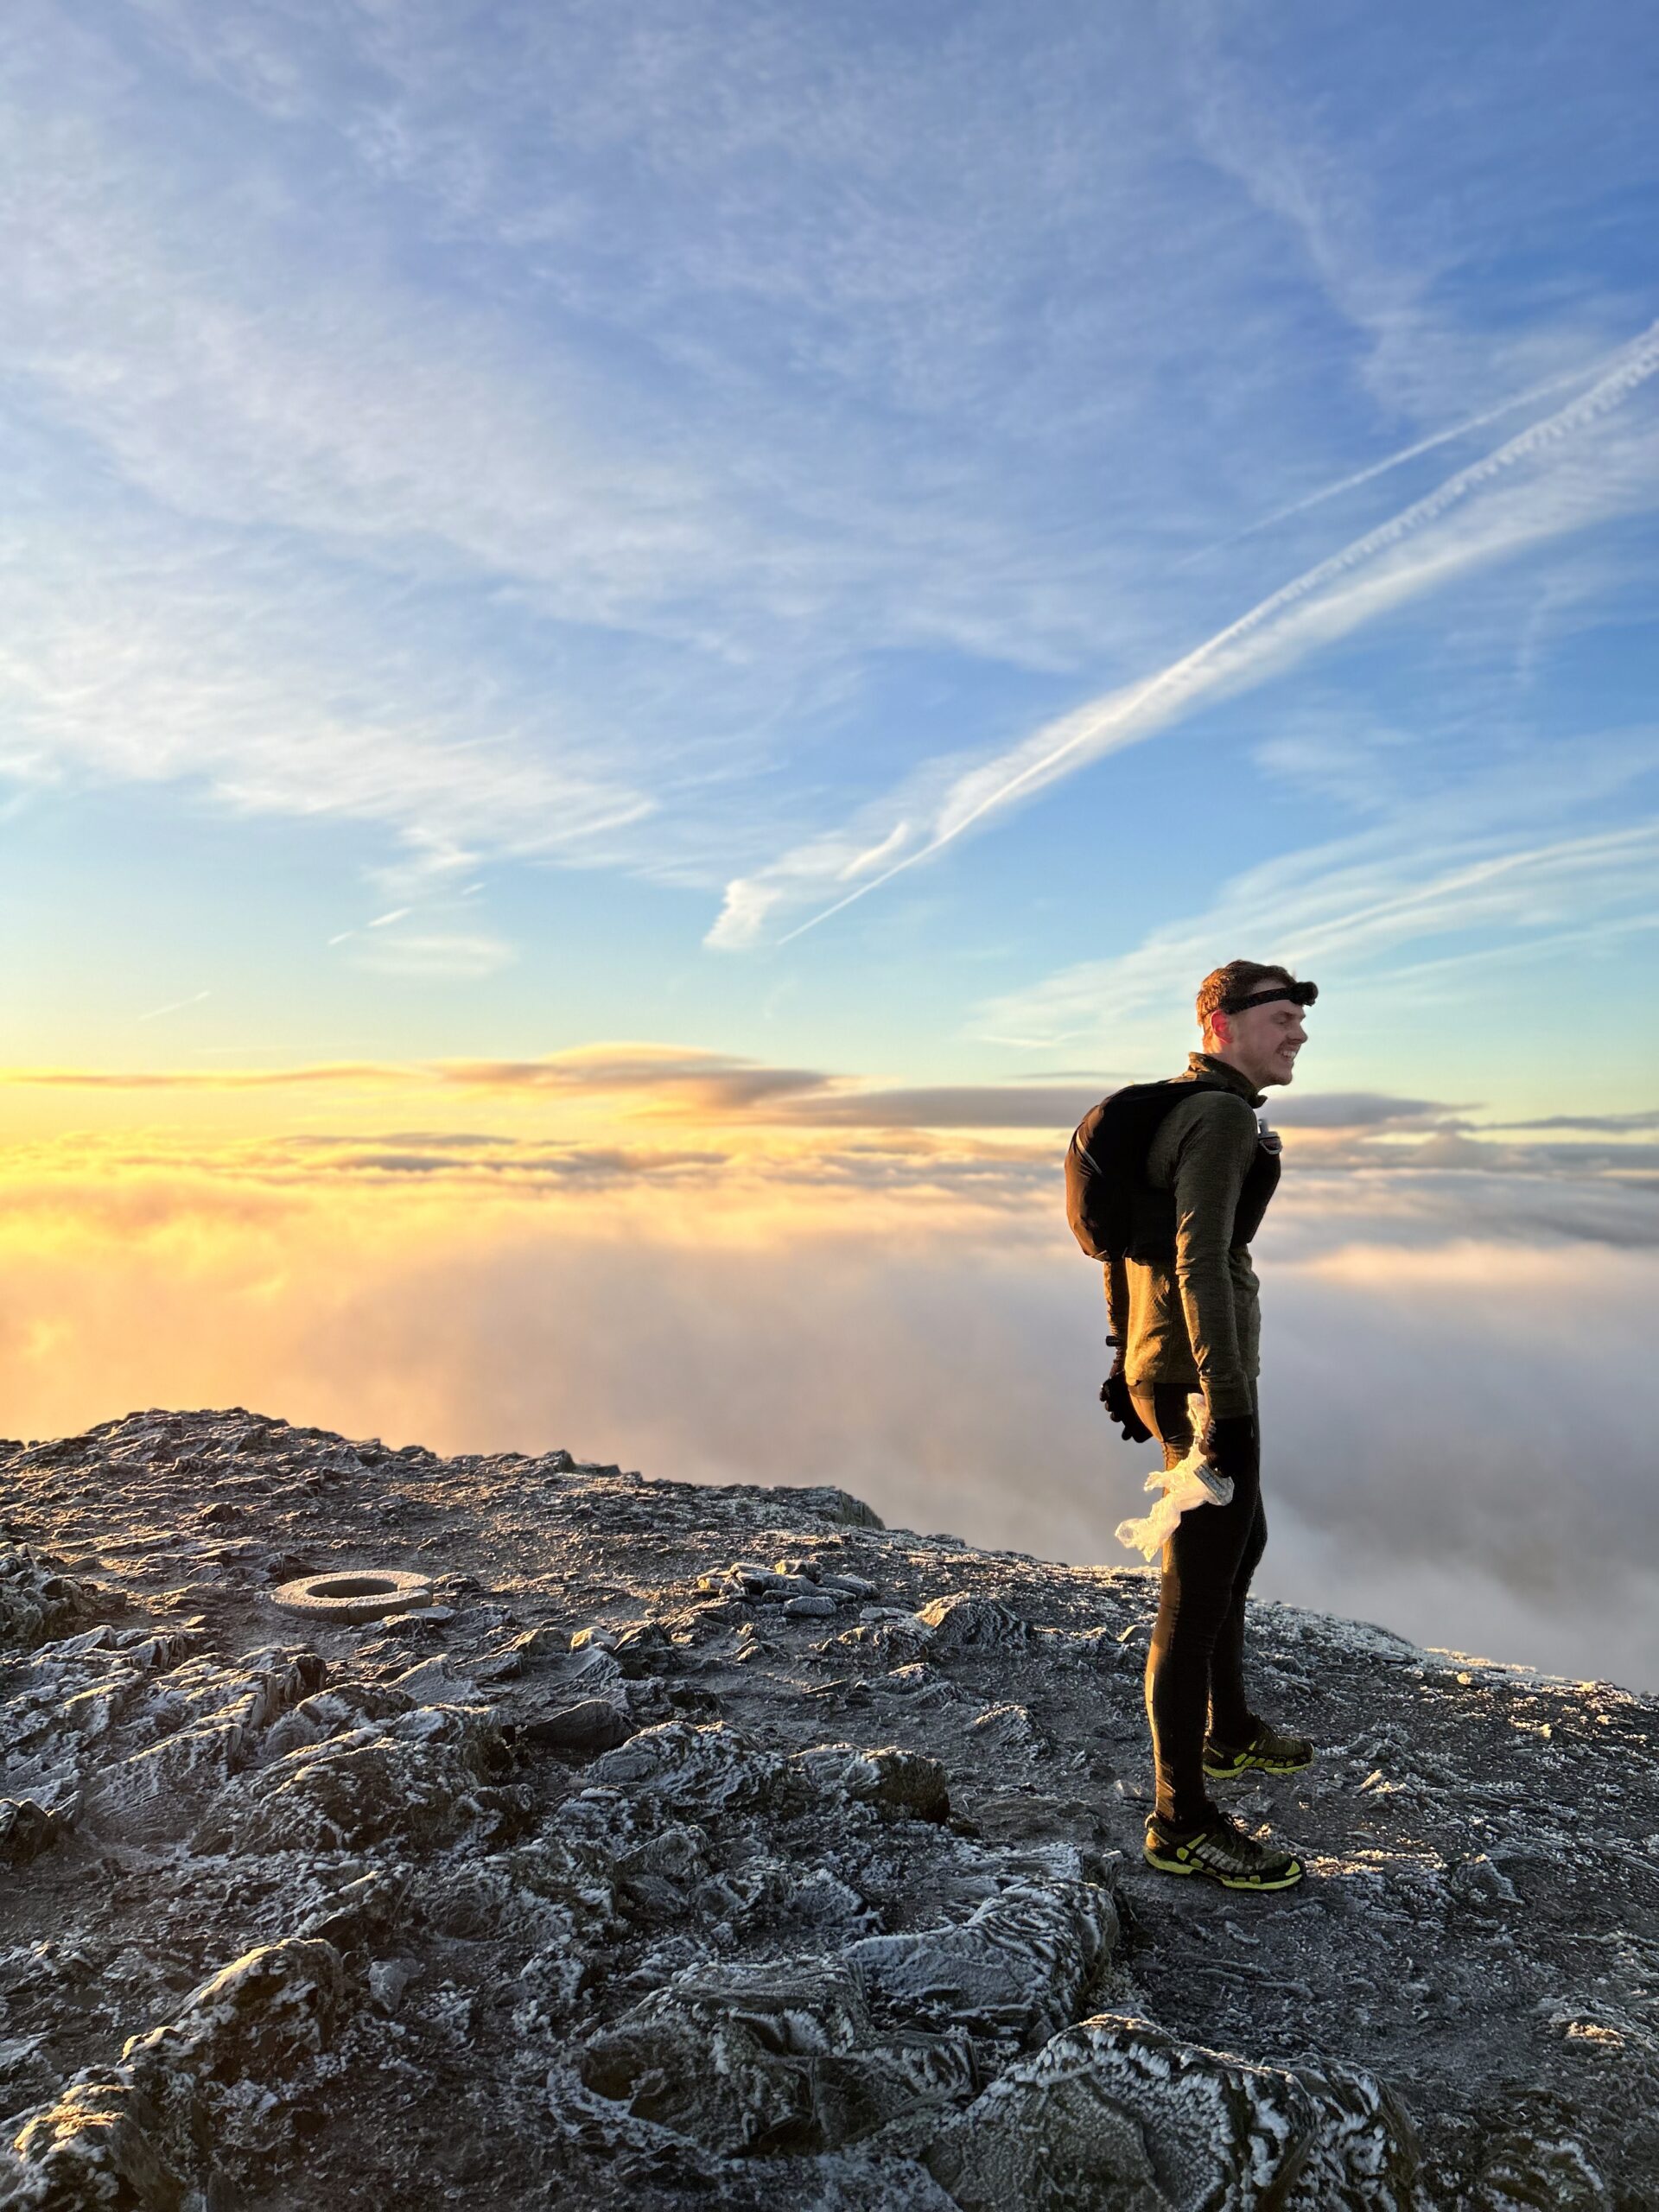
[1129,1382,1267,1832]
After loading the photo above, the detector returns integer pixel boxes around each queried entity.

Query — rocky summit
[0,1411,1654,2210]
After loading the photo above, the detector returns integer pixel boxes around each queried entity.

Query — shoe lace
[1190,1812,1281,1872]
[1254,1722,1306,1756]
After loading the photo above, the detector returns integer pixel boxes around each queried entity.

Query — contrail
[136,989,210,1022]
[1185,356,1615,560]
[776,316,1659,948]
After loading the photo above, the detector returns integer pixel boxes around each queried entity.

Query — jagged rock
[296,1865,411,1950]
[4,2078,185,2210]
[3,1405,1655,2209]
[557,1642,626,1691]
[80,1649,328,1840]
[385,1655,463,1701]
[607,1621,672,1675]
[873,1662,958,1707]
[520,1697,634,1755]
[800,1744,951,1823]
[1446,1854,1522,1909]
[576,1955,980,2157]
[0,1797,65,1868]
[914,1593,1030,1651]
[1466,2130,1613,2209]
[925,2012,1421,2211]
[969,1701,1046,1752]
[3,1913,346,2208]
[0,1545,96,1650]
[822,1573,880,1600]
[830,1612,934,1667]
[123,1937,350,2085]
[848,1881,1116,2047]
[585,1720,798,1817]
[772,1485,886,1529]
[194,1704,522,1854]
[511,1624,569,1659]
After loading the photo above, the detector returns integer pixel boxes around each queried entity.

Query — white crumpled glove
[1115,1393,1233,1560]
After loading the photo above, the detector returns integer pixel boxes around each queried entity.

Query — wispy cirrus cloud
[975,810,1659,1050]
[346,931,517,982]
[710,321,1659,949]
[1,1062,410,1090]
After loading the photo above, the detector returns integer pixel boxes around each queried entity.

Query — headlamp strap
[1218,981,1318,1015]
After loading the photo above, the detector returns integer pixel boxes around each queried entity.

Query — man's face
[1213,992,1307,1089]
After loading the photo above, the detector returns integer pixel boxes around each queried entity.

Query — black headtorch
[1219,978,1319,1015]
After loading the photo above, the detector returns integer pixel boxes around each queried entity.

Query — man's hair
[1196,959,1297,1034]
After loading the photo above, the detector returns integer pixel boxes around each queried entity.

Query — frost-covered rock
[913,1593,1030,1651]
[123,1937,350,2085]
[0,1798,64,1869]
[81,1649,327,1840]
[585,1719,798,1817]
[848,1881,1117,2047]
[0,1545,97,1651]
[4,2078,185,2211]
[799,1744,951,1822]
[925,2011,1421,2210]
[1,1404,1653,2209]
[194,1702,522,1854]
[576,1955,979,2158]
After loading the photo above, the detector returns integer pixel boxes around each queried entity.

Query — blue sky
[3,0,1657,1110]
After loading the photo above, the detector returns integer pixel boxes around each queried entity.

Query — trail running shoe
[1203,1720,1314,1779]
[1143,1809,1304,1891]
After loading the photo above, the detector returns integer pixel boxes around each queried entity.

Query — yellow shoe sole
[1203,1744,1313,1779]
[1143,1839,1305,1891]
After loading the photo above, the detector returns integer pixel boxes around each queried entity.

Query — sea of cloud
[1,1141,1652,1691]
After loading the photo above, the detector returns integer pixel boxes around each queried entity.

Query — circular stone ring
[270,1570,434,1625]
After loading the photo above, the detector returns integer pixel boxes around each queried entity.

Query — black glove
[1199,1411,1256,1481]
[1100,1367,1154,1445]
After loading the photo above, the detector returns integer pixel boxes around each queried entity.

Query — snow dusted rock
[122,1937,351,2086]
[80,1648,327,1840]
[4,2078,185,2211]
[799,1744,951,1823]
[2,1405,1655,2209]
[848,1881,1117,2048]
[0,1545,97,1650]
[575,1954,982,2158]
[0,1798,65,1868]
[925,2011,1421,2210]
[586,1719,799,1818]
[194,1702,523,1855]
[913,1593,1030,1651]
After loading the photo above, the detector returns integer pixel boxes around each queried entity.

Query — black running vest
[1065,1078,1281,1263]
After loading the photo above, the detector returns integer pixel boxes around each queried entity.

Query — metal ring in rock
[270,1570,434,1624]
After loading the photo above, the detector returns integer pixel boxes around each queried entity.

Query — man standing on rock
[1073,960,1318,1891]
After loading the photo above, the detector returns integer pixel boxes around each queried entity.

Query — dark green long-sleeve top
[1106,1053,1272,1421]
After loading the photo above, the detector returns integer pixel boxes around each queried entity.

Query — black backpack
[1065,1080,1280,1262]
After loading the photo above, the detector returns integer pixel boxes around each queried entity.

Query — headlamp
[1219,979,1319,1015]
